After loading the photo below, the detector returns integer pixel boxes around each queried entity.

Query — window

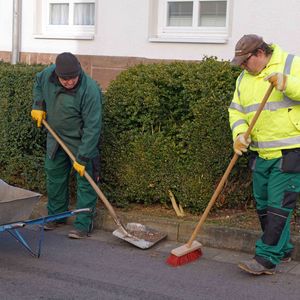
[35,0,96,40]
[168,2,193,26]
[149,0,230,43]
[198,1,227,27]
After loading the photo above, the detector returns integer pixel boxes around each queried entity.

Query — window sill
[33,34,94,40]
[149,35,228,44]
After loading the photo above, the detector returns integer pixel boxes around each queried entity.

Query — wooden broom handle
[187,84,274,247]
[42,120,124,228]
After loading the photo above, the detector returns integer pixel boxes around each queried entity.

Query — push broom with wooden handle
[166,84,274,267]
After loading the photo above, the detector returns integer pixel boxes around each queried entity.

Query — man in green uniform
[31,52,102,239]
[229,34,300,275]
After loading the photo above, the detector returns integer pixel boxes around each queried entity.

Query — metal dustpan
[113,222,167,249]
[0,179,41,225]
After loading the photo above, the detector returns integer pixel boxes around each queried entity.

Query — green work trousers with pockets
[252,156,300,267]
[45,148,97,233]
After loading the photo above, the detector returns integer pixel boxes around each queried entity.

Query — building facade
[1,0,300,89]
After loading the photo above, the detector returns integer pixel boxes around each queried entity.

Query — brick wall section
[0,51,169,90]
[0,51,11,63]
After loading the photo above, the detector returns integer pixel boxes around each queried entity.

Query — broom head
[166,241,202,267]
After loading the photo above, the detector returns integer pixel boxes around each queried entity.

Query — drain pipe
[11,0,21,64]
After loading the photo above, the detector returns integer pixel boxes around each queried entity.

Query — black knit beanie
[55,52,81,79]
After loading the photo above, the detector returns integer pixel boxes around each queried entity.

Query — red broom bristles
[166,249,202,267]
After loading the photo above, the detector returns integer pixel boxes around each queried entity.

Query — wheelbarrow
[0,179,91,257]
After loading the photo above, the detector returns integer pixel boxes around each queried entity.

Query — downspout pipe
[11,0,21,65]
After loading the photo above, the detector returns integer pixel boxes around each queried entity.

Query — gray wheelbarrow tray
[0,179,41,225]
[0,180,91,257]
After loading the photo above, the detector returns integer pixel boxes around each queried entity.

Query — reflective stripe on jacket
[228,44,300,160]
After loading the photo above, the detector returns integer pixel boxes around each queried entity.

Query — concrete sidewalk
[97,229,300,276]
[93,208,300,262]
[49,223,300,277]
[31,199,300,262]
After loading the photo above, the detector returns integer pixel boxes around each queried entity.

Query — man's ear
[256,49,265,57]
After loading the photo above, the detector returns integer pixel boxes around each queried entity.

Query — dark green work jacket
[32,64,102,165]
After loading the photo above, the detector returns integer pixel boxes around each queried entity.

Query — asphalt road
[1,226,300,300]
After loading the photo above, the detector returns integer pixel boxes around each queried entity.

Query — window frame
[35,0,96,40]
[149,0,230,44]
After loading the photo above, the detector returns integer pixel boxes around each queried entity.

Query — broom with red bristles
[166,84,274,267]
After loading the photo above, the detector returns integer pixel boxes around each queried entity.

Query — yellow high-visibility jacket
[229,44,300,160]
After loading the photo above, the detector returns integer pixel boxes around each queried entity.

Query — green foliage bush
[103,58,253,213]
[0,58,253,213]
[0,63,46,192]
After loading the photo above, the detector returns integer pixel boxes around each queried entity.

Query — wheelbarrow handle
[72,208,92,214]
[41,120,128,233]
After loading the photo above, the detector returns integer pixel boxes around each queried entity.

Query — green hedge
[102,58,253,212]
[0,58,253,213]
[0,63,46,191]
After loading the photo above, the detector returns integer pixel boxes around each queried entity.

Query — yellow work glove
[31,110,46,128]
[73,161,85,176]
[264,72,287,92]
[233,133,251,156]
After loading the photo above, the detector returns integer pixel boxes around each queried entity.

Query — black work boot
[68,229,89,239]
[238,258,276,275]
[43,221,66,231]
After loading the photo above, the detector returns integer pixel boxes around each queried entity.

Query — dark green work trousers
[45,148,97,233]
[252,156,300,267]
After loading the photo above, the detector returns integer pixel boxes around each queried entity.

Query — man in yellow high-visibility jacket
[229,34,300,275]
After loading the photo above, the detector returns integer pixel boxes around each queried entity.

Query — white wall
[0,0,13,51]
[230,0,300,57]
[1,0,300,61]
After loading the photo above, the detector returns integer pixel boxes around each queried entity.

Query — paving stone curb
[95,210,300,261]
[30,201,300,261]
